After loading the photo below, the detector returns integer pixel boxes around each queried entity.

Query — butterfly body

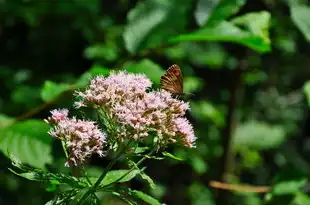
[160,64,183,95]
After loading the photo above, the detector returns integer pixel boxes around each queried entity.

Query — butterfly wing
[160,64,183,95]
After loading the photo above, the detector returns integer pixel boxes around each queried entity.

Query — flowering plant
[10,71,195,205]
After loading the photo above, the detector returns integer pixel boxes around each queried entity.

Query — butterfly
[160,64,184,95]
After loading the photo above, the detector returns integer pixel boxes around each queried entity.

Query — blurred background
[1,0,310,204]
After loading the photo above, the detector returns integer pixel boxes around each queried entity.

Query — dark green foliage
[1,0,310,204]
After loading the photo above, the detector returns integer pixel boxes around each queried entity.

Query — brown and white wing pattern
[160,64,183,95]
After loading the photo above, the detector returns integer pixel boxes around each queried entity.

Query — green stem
[61,141,68,158]
[102,149,155,189]
[76,151,123,205]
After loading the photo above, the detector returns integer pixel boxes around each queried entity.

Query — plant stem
[76,151,123,205]
[215,56,247,205]
[102,149,155,189]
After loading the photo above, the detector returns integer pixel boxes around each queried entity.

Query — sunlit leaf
[0,120,52,169]
[162,151,184,161]
[41,81,71,102]
[189,154,208,174]
[191,101,225,126]
[183,76,204,94]
[123,59,164,85]
[11,85,41,108]
[290,3,310,42]
[99,169,140,186]
[206,0,246,26]
[272,179,307,195]
[169,20,271,53]
[231,11,271,44]
[139,171,157,190]
[123,0,190,54]
[233,121,286,150]
[195,0,220,26]
[131,190,162,205]
[84,44,118,62]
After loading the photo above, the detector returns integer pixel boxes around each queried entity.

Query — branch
[215,56,247,204]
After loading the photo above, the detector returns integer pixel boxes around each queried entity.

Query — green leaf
[272,179,307,195]
[9,159,87,188]
[303,81,310,106]
[140,171,157,190]
[0,114,14,126]
[88,65,110,76]
[123,0,190,54]
[233,121,286,150]
[0,120,52,169]
[169,20,271,53]
[231,11,271,45]
[41,81,71,102]
[191,101,225,126]
[124,59,164,84]
[194,0,220,26]
[293,192,310,205]
[131,190,162,205]
[11,85,41,108]
[290,4,310,42]
[8,168,42,181]
[100,169,140,186]
[75,65,110,88]
[183,76,204,93]
[189,154,208,174]
[162,151,184,161]
[206,0,246,26]
[84,43,118,62]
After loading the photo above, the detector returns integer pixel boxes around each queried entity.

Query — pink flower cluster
[76,71,196,147]
[45,109,106,167]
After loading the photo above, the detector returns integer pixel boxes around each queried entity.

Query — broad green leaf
[290,4,310,42]
[272,179,307,195]
[231,11,271,44]
[185,43,228,68]
[206,0,246,26]
[195,0,220,26]
[41,81,71,102]
[139,171,157,189]
[169,20,271,53]
[8,168,42,181]
[189,154,208,174]
[123,59,164,84]
[131,190,162,205]
[303,81,310,105]
[191,101,225,126]
[188,182,215,205]
[100,169,140,186]
[123,0,190,54]
[0,114,14,127]
[75,65,110,88]
[9,158,87,188]
[88,65,110,76]
[293,192,310,205]
[162,151,184,161]
[0,120,52,169]
[11,85,41,108]
[84,43,118,62]
[233,121,286,150]
[243,70,268,85]
[184,76,204,93]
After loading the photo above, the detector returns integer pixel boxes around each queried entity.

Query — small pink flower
[46,109,106,167]
[45,109,69,124]
[75,71,196,148]
[172,118,196,147]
